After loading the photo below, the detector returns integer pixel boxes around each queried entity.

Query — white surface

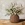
[0,0,25,19]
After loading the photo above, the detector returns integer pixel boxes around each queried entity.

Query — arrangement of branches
[6,3,24,15]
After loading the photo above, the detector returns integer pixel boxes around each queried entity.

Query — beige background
[0,0,25,19]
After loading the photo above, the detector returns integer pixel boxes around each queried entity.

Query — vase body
[10,14,19,23]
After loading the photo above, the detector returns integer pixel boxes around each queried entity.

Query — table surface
[0,19,25,25]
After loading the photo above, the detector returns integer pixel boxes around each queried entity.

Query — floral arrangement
[6,3,24,15]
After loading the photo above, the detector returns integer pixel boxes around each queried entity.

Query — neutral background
[0,0,25,19]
